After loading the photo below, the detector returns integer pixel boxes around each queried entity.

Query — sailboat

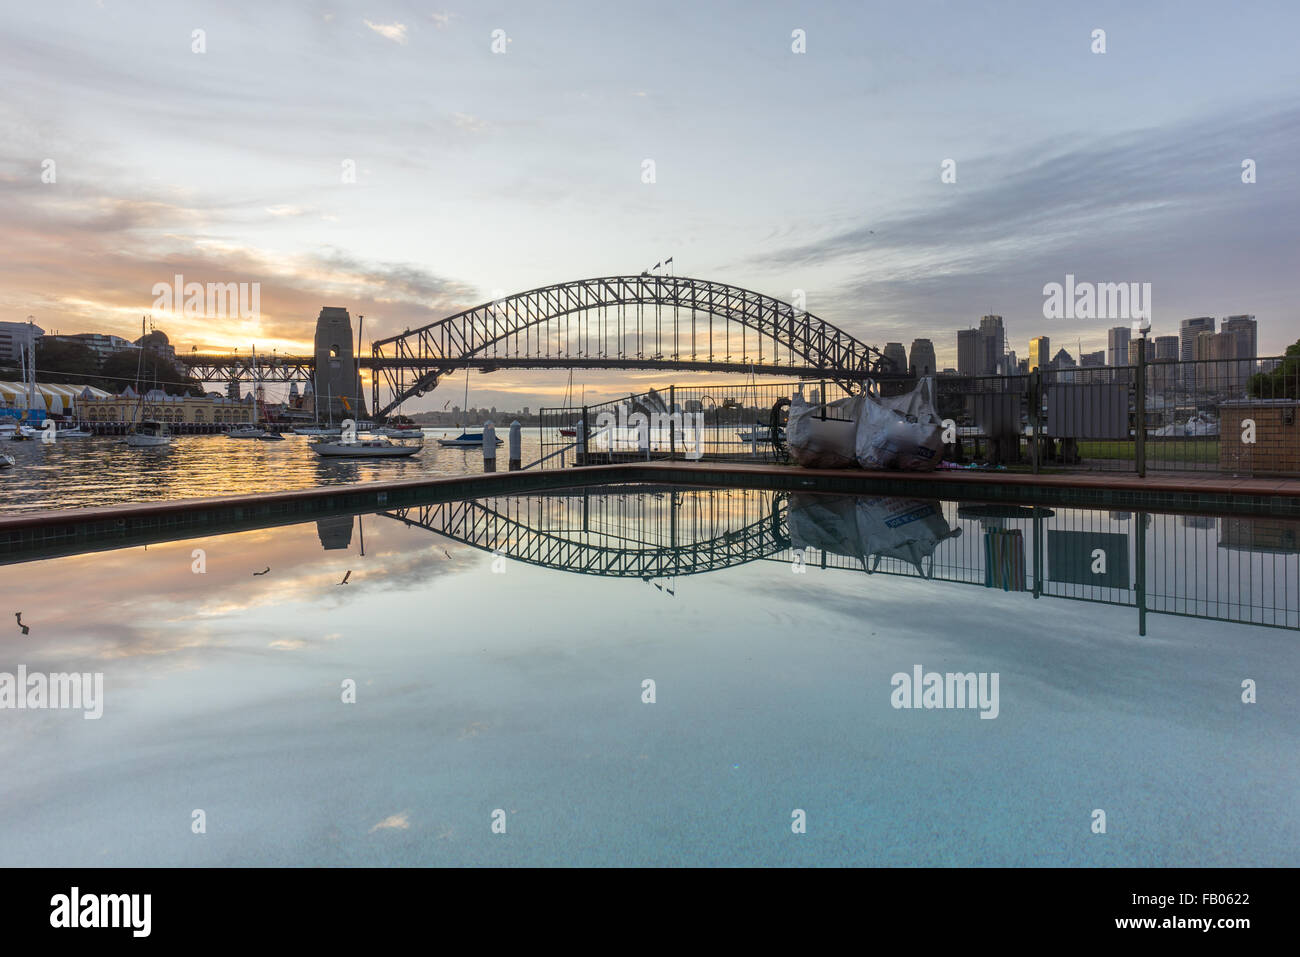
[293,383,343,436]
[8,317,41,440]
[126,317,172,448]
[436,366,503,447]
[558,371,580,437]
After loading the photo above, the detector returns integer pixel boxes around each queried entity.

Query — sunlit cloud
[363,20,407,44]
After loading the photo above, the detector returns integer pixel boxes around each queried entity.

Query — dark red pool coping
[2,462,1298,565]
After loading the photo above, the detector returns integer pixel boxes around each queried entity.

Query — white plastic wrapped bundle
[855,377,945,471]
[785,391,863,469]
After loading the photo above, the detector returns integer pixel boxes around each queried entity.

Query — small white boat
[292,425,343,436]
[437,430,504,447]
[58,426,93,437]
[257,431,286,441]
[736,425,783,443]
[311,435,423,458]
[7,425,37,441]
[0,452,14,469]
[127,420,172,447]
[227,425,266,439]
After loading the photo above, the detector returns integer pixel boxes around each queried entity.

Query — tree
[1248,339,1300,400]
[99,348,204,396]
[34,339,99,383]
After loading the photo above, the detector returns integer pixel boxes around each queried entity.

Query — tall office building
[1028,336,1050,372]
[957,329,982,376]
[1107,326,1130,367]
[1153,335,1179,360]
[1221,315,1258,382]
[1127,338,1153,365]
[1194,329,1245,392]
[1179,317,1216,361]
[1080,350,1105,366]
[908,338,937,377]
[883,342,908,374]
[978,315,1004,373]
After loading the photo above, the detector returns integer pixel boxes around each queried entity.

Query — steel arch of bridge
[378,487,791,579]
[369,275,892,417]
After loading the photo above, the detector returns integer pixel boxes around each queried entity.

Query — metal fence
[535,351,1300,476]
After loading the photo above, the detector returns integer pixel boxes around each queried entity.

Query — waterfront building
[0,380,112,420]
[80,388,256,426]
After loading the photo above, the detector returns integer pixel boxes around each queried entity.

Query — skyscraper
[978,315,1004,374]
[1107,326,1130,367]
[1221,315,1258,382]
[1179,316,1216,362]
[957,329,981,375]
[909,338,937,377]
[1028,336,1050,372]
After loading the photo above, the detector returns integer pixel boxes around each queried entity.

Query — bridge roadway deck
[2,463,1298,564]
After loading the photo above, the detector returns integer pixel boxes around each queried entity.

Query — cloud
[429,12,455,29]
[451,112,487,134]
[363,20,407,45]
[369,811,410,832]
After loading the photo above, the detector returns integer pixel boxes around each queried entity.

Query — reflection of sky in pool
[1,489,1296,866]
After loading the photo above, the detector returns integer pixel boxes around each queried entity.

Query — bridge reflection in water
[363,487,1299,636]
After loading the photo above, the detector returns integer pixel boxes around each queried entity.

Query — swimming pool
[2,486,1296,866]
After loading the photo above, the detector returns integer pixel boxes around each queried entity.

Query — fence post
[579,405,588,466]
[1135,338,1147,477]
[669,385,676,460]
[1031,369,1042,475]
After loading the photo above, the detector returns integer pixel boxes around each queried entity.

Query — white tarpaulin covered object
[786,391,864,469]
[855,378,945,471]
[788,493,962,578]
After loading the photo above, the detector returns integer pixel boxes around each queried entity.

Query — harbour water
[1,488,1295,866]
[0,429,548,513]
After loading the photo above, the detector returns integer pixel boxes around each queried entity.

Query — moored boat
[126,420,172,447]
[310,435,423,458]
[436,430,504,447]
[227,425,266,439]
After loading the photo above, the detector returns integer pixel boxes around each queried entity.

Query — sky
[2,0,1297,410]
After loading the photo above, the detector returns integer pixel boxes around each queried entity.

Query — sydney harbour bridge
[177,275,898,418]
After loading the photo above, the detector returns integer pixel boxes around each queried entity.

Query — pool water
[1,487,1296,866]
